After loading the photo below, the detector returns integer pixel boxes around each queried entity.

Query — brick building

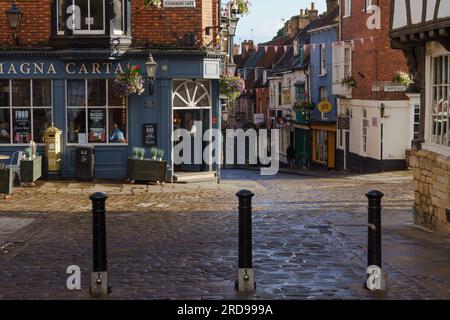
[0,0,223,180]
[334,0,413,173]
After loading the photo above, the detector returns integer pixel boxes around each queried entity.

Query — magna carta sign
[317,99,333,113]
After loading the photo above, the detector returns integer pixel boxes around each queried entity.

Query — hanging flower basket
[235,0,251,15]
[143,0,162,9]
[293,100,315,112]
[341,76,356,89]
[393,71,412,86]
[112,64,145,98]
[220,75,245,101]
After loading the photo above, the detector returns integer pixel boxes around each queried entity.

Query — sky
[235,0,327,46]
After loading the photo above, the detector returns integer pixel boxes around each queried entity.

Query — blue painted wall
[309,27,337,122]
[0,55,220,180]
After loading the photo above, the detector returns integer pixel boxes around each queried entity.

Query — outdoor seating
[5,151,24,186]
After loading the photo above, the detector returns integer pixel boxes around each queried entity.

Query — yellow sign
[317,99,333,113]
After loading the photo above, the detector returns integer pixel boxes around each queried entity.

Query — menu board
[143,123,157,147]
[13,109,31,143]
[88,109,106,143]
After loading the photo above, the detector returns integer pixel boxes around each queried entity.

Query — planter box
[127,158,167,183]
[20,155,42,183]
[0,168,14,194]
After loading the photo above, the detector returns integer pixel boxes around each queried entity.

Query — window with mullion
[430,55,450,146]
[67,79,127,145]
[0,79,52,145]
[57,0,105,35]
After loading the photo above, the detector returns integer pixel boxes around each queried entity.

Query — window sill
[66,143,128,147]
[319,73,328,77]
[422,142,450,157]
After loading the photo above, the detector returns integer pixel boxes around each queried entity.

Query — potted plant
[157,149,165,161]
[341,76,356,89]
[132,147,145,159]
[293,101,315,112]
[150,147,158,160]
[24,147,32,160]
[393,71,412,86]
[220,75,245,101]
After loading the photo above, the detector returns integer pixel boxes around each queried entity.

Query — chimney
[233,44,240,56]
[326,0,338,13]
[308,2,318,21]
[300,9,304,16]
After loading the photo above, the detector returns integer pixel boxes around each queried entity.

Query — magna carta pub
[0,0,223,180]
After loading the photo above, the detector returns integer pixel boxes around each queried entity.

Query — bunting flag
[369,36,374,43]
[312,44,316,50]
[274,46,278,53]
[264,46,268,53]
[283,45,288,52]
[351,40,355,47]
[360,38,365,45]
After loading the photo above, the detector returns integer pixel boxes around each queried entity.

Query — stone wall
[409,149,450,235]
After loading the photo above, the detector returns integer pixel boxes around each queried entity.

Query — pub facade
[390,0,450,234]
[0,0,222,180]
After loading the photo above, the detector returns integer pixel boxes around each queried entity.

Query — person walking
[286,144,295,169]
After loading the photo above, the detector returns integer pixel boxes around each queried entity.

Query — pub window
[66,79,127,145]
[413,104,420,140]
[57,0,105,35]
[112,0,126,35]
[320,44,327,76]
[430,55,450,146]
[0,79,52,144]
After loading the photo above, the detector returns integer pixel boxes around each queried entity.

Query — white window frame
[0,79,53,146]
[65,78,128,146]
[112,0,126,36]
[423,44,450,156]
[344,0,351,18]
[57,0,106,36]
[361,108,368,154]
[320,44,327,76]
[364,0,372,11]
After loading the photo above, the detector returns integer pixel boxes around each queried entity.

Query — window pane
[90,0,104,30]
[88,108,106,143]
[12,80,31,106]
[112,0,124,33]
[67,80,86,106]
[88,79,106,106]
[75,0,89,30]
[108,80,124,106]
[33,109,52,143]
[57,0,66,32]
[0,80,9,106]
[67,108,86,143]
[12,109,31,144]
[108,108,127,143]
[33,80,52,106]
[0,110,11,143]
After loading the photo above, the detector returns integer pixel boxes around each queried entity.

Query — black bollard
[365,190,385,291]
[89,192,110,297]
[235,189,255,292]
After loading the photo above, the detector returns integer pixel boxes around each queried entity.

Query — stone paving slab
[0,169,448,299]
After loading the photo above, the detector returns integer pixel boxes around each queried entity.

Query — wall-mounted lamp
[380,103,386,118]
[145,53,157,95]
[5,1,22,45]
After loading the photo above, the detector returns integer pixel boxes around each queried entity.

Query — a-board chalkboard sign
[143,123,157,147]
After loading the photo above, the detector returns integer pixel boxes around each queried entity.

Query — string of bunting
[242,36,376,53]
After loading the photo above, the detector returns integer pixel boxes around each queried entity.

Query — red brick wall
[0,0,52,47]
[341,0,409,101]
[0,0,218,48]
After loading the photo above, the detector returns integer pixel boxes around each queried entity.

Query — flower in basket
[293,100,315,112]
[393,71,412,86]
[112,64,145,98]
[220,75,245,101]
[341,76,356,89]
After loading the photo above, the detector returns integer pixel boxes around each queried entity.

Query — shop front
[310,123,335,169]
[0,51,221,180]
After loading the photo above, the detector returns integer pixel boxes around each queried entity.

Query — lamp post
[145,53,158,95]
[5,1,22,45]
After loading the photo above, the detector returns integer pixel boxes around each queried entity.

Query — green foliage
[220,75,245,101]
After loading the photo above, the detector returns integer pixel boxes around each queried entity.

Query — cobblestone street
[0,169,449,299]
